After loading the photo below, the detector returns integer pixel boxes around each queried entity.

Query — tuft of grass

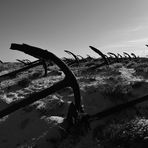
[99,82,133,103]
[83,73,96,81]
[79,68,97,81]
[95,117,148,148]
[134,62,148,73]
[126,61,137,68]
[104,66,121,76]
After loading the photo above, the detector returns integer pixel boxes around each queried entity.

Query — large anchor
[123,52,132,61]
[64,50,80,67]
[89,46,109,65]
[77,55,84,60]
[0,43,83,121]
[107,52,119,63]
[84,46,109,71]
[0,60,3,64]
[131,53,137,59]
[117,53,123,62]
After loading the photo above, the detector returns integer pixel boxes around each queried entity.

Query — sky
[0,0,148,62]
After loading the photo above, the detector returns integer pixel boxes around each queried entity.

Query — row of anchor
[63,48,138,68]
[0,46,138,68]
[0,43,147,133]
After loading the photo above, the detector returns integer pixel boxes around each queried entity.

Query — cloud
[99,38,148,52]
[100,41,135,49]
[128,26,144,32]
[127,38,148,44]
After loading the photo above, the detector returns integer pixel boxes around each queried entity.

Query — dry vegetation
[1,49,148,148]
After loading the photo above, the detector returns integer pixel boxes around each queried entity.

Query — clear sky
[0,0,148,62]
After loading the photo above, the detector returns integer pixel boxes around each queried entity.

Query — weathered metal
[77,55,84,60]
[107,52,119,63]
[89,46,109,65]
[0,58,48,81]
[104,54,111,64]
[0,43,83,118]
[123,52,132,60]
[64,50,79,66]
[16,59,29,65]
[131,53,137,59]
[0,60,42,81]
[62,57,76,66]
[0,60,3,64]
[117,53,123,59]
